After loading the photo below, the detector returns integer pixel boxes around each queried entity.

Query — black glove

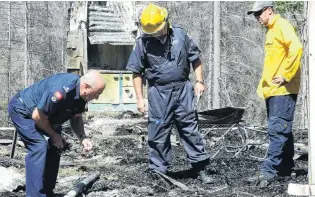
[49,138,71,154]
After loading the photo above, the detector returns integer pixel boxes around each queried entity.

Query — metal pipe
[64,172,100,197]
[10,129,17,159]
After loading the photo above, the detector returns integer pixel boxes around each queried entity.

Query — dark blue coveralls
[126,25,209,173]
[8,73,86,197]
[261,94,297,178]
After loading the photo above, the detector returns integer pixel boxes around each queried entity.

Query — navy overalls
[126,25,209,173]
[8,73,86,197]
[261,94,297,178]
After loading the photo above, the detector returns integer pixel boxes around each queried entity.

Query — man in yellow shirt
[247,1,303,186]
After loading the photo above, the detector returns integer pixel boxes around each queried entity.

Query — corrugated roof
[88,3,137,45]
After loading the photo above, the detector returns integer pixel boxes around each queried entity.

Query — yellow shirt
[257,14,303,99]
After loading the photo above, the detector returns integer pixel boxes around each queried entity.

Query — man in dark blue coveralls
[8,70,105,197]
[126,3,213,184]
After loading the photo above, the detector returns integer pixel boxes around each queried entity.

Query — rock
[0,165,25,192]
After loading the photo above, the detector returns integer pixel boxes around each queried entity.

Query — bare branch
[224,36,264,53]
[221,60,259,75]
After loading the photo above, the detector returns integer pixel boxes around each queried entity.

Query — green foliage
[275,1,305,37]
[0,101,7,111]
[275,1,304,15]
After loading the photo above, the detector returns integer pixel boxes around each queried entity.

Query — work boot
[195,168,215,184]
[278,169,296,179]
[247,173,275,187]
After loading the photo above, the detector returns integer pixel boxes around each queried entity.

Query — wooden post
[0,128,17,159]
[67,1,88,75]
[301,0,309,129]
[288,1,315,196]
[308,0,315,188]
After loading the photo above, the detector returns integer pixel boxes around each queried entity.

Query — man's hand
[50,133,64,149]
[194,82,205,96]
[137,98,146,113]
[272,76,288,86]
[81,138,93,152]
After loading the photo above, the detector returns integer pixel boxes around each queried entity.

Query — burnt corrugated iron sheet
[88,3,136,45]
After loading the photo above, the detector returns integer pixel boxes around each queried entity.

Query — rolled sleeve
[126,40,145,74]
[185,34,202,63]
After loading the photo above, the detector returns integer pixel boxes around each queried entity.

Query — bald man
[8,70,105,197]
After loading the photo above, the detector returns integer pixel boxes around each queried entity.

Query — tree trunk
[207,4,213,109]
[24,2,28,88]
[213,1,221,109]
[7,2,11,125]
[46,2,52,74]
[62,1,66,67]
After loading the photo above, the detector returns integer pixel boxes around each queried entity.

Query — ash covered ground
[0,112,308,197]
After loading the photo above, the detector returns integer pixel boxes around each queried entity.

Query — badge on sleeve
[51,96,57,102]
[51,91,63,103]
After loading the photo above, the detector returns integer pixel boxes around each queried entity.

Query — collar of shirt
[75,78,80,99]
[157,34,168,44]
[267,14,280,29]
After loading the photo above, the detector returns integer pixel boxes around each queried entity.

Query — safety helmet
[140,3,168,37]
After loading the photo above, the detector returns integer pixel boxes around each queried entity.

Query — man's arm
[126,39,146,113]
[193,58,204,82]
[184,30,204,95]
[133,73,145,113]
[70,114,93,151]
[32,108,64,148]
[192,58,205,95]
[279,20,303,82]
[70,114,86,142]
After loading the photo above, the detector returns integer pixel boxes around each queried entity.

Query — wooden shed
[66,1,145,112]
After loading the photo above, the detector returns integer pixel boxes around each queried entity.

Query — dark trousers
[261,94,297,178]
[8,95,61,197]
[147,81,209,173]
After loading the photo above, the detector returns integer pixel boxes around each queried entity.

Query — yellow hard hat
[140,3,168,35]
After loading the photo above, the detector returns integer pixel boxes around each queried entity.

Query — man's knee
[28,141,48,158]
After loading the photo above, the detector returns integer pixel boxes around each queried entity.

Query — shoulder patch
[63,86,70,93]
[51,90,63,103]
[54,91,63,100]
[63,83,76,93]
[51,96,57,103]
